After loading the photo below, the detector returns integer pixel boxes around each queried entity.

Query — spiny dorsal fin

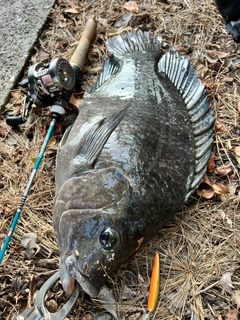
[158,48,215,200]
[106,30,162,58]
[87,55,121,94]
[69,104,130,175]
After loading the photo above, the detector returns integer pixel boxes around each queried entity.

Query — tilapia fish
[53,30,214,315]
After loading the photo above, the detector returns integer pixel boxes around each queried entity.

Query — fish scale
[53,30,214,318]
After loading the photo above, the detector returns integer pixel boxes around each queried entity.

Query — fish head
[54,168,140,298]
[59,212,127,297]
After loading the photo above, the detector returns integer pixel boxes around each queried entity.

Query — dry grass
[0,0,240,319]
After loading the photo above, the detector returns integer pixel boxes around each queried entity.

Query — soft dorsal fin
[106,30,162,58]
[87,55,121,94]
[69,104,130,175]
[158,49,215,200]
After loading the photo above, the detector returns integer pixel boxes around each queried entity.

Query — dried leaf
[197,182,215,199]
[203,174,212,185]
[225,308,238,320]
[209,61,221,72]
[69,93,82,108]
[220,272,234,293]
[166,4,178,13]
[232,291,240,309]
[195,64,209,80]
[10,91,22,99]
[224,77,234,84]
[203,82,215,96]
[229,146,240,165]
[212,182,229,196]
[0,127,8,138]
[45,137,57,155]
[225,54,240,68]
[229,171,239,181]
[211,51,230,59]
[216,164,232,176]
[205,50,230,63]
[0,219,8,233]
[237,102,240,114]
[83,313,94,320]
[207,152,215,174]
[108,26,132,37]
[205,53,218,64]
[39,124,47,137]
[218,209,233,228]
[34,258,58,268]
[38,50,50,62]
[230,146,240,157]
[21,233,40,259]
[175,46,189,55]
[219,209,226,220]
[66,0,80,10]
[225,218,233,229]
[45,136,56,148]
[64,8,78,14]
[97,17,109,28]
[214,119,227,134]
[227,140,232,149]
[113,14,133,28]
[123,1,139,13]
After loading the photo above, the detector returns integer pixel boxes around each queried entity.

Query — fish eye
[99,227,120,250]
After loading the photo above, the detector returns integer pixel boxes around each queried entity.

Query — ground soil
[0,0,240,319]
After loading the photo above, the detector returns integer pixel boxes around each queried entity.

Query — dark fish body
[214,0,240,42]
[214,0,240,22]
[53,31,214,307]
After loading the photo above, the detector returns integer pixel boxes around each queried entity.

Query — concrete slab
[0,0,55,110]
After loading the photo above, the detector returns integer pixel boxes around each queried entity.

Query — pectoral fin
[70,104,130,174]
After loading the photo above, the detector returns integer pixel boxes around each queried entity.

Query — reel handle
[6,115,26,126]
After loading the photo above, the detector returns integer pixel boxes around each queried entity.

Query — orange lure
[147,252,160,313]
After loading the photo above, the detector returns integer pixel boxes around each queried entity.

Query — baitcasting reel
[6,57,76,126]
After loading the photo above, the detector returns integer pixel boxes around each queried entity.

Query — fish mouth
[60,255,100,298]
[72,268,100,298]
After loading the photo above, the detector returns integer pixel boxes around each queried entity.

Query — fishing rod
[0,18,97,264]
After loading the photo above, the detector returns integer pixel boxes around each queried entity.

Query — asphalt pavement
[0,0,55,110]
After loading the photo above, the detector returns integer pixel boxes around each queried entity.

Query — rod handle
[70,18,97,70]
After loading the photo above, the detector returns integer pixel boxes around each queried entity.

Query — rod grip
[70,18,97,70]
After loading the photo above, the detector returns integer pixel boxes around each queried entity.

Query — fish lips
[60,254,100,298]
